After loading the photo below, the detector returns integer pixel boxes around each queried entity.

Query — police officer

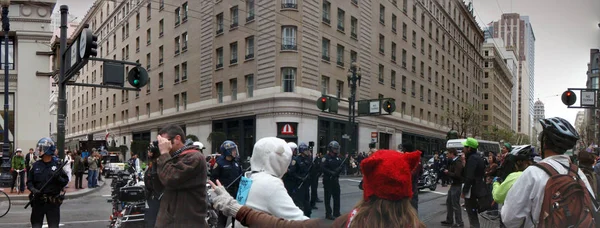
[211,140,242,228]
[310,152,323,209]
[321,141,343,220]
[282,142,298,198]
[289,142,312,217]
[27,137,69,228]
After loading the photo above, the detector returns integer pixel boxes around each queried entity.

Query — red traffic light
[317,96,329,111]
[561,90,576,106]
[321,97,327,103]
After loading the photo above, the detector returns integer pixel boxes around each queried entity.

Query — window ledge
[174,81,180,85]
[322,59,331,64]
[181,79,187,83]
[230,62,238,67]
[281,8,299,12]
[244,57,255,62]
[280,50,298,53]
[230,26,238,31]
[158,87,164,91]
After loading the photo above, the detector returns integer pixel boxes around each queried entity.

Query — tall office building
[489,13,536,139]
[481,38,513,131]
[58,0,484,158]
[584,49,600,145]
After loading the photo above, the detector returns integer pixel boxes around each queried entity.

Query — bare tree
[441,104,482,138]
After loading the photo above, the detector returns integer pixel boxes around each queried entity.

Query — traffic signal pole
[345,62,361,154]
[56,5,68,159]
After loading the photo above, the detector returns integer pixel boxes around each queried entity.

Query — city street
[0,176,465,228]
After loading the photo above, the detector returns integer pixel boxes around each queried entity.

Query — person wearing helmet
[211,140,243,227]
[27,137,69,228]
[502,117,596,228]
[193,141,205,153]
[321,140,343,220]
[461,137,492,228]
[491,145,534,210]
[289,142,313,217]
[283,142,299,199]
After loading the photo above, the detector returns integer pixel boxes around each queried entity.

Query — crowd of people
[12,116,600,228]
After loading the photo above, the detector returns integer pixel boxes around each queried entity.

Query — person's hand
[157,135,172,155]
[10,168,13,172]
[208,180,242,217]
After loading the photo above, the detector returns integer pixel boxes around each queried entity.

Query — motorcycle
[108,170,146,228]
[418,164,438,191]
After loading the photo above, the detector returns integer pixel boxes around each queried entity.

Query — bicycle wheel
[0,190,10,218]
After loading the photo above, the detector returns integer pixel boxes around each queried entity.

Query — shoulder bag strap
[533,162,559,176]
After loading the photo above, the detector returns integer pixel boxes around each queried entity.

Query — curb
[9,180,106,205]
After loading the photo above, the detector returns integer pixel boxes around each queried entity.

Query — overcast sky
[55,0,600,125]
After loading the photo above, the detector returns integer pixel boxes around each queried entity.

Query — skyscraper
[489,13,536,139]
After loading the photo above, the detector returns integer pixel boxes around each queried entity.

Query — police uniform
[321,152,342,219]
[211,140,243,228]
[282,154,298,198]
[310,155,322,208]
[27,145,68,228]
[289,154,312,217]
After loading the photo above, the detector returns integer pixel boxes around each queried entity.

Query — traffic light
[561,90,576,106]
[127,66,149,88]
[382,99,396,114]
[317,96,329,111]
[78,28,98,59]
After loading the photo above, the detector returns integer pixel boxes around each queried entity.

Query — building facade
[574,111,584,133]
[532,99,544,137]
[489,13,536,139]
[60,0,484,159]
[584,49,600,145]
[0,1,58,151]
[481,39,513,131]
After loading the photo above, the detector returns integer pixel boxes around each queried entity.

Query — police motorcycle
[418,161,438,191]
[108,166,146,228]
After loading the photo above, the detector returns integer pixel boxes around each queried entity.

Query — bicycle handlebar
[14,169,24,173]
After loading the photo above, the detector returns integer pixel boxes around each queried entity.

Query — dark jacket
[211,156,242,195]
[156,147,208,227]
[446,157,464,185]
[144,161,164,200]
[27,158,69,195]
[462,152,488,198]
[73,155,84,173]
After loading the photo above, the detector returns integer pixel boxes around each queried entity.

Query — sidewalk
[3,173,106,204]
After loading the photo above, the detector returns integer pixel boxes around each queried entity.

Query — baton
[25,159,69,209]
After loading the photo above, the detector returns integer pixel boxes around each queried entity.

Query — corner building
[63,0,484,159]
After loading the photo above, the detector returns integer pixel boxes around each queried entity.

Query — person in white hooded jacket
[502,117,596,228]
[232,137,308,228]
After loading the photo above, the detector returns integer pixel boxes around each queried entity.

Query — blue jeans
[88,169,98,187]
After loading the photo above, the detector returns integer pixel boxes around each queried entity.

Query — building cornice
[11,18,51,23]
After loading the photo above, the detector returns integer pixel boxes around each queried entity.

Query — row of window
[216,36,255,68]
[72,91,189,133]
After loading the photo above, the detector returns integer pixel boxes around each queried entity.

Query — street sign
[70,39,78,68]
[369,101,380,113]
[371,132,377,143]
[581,91,595,106]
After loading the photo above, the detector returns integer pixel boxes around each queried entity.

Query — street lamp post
[0,0,10,187]
[346,62,361,154]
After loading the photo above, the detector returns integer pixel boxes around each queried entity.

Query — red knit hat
[361,149,422,201]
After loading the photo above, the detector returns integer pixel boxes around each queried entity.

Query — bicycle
[14,169,24,194]
[0,188,10,218]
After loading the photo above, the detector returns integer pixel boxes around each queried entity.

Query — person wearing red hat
[208,150,426,228]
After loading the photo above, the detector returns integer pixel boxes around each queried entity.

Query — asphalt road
[0,176,464,228]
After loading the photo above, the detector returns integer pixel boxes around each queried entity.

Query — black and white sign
[70,39,78,68]
[581,91,595,106]
[369,101,380,113]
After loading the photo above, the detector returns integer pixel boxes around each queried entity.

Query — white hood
[250,137,292,178]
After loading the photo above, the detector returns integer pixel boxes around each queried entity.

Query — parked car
[103,153,125,178]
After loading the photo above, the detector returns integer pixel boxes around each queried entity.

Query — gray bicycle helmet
[510,145,533,160]
[538,117,579,152]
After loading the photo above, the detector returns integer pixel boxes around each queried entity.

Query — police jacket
[289,155,312,181]
[321,154,342,179]
[310,156,322,177]
[26,158,69,195]
[211,156,242,195]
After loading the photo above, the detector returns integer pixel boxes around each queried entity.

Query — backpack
[534,162,599,228]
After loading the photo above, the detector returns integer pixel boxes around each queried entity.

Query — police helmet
[220,140,238,157]
[298,142,309,154]
[328,141,341,153]
[36,137,56,156]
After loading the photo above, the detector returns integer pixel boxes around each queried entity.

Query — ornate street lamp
[0,0,11,187]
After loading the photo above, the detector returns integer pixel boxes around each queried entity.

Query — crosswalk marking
[42,224,64,227]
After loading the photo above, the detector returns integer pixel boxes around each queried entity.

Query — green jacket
[492,171,523,204]
[11,155,25,170]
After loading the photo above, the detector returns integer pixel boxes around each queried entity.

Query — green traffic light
[133,79,139,85]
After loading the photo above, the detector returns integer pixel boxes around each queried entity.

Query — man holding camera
[155,124,208,227]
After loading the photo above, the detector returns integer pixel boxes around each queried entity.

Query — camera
[150,141,160,154]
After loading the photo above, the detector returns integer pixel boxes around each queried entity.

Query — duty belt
[38,194,64,204]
